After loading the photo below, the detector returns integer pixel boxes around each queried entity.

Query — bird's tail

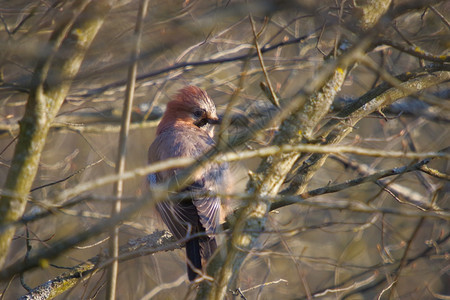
[186,237,217,281]
[186,238,202,281]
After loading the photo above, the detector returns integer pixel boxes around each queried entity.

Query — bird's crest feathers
[157,86,218,136]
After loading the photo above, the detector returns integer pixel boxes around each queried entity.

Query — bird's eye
[193,109,204,118]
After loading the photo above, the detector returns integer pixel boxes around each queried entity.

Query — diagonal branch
[0,0,115,269]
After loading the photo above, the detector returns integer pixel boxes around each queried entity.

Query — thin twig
[20,143,450,210]
[388,217,425,298]
[76,29,320,98]
[106,0,149,298]
[30,159,103,192]
[19,227,32,292]
[140,275,186,300]
[419,165,450,180]
[379,39,449,63]
[249,13,280,107]
[429,5,450,29]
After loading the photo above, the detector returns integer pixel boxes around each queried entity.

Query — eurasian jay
[147,86,227,281]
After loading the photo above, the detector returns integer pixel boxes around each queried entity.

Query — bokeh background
[0,0,449,299]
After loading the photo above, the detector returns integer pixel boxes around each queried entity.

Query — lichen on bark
[0,0,115,269]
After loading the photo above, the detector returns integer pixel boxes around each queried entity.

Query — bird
[147,85,227,281]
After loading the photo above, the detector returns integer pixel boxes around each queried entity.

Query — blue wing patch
[147,173,157,187]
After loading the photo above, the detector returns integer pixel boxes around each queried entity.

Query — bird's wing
[148,126,224,238]
[155,197,200,239]
[189,159,229,236]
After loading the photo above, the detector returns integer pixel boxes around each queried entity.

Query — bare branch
[0,0,115,268]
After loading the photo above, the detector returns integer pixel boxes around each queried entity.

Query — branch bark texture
[0,0,115,268]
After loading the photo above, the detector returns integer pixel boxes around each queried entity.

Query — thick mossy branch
[283,67,450,196]
[19,231,176,300]
[197,1,444,298]
[199,24,374,300]
[0,0,115,268]
[297,67,347,140]
[356,0,392,30]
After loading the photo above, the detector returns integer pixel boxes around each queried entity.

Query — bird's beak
[207,115,221,125]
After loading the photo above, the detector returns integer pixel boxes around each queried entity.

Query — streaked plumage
[147,86,226,281]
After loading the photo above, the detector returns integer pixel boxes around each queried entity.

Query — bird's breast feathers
[150,125,214,161]
[148,125,227,186]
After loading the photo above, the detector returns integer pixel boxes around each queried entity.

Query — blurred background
[0,0,449,299]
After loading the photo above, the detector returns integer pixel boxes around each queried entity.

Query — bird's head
[157,86,220,136]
